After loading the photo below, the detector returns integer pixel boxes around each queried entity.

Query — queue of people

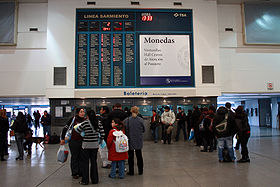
[149,103,250,163]
[60,103,145,185]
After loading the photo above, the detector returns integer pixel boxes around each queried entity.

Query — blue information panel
[75,9,194,88]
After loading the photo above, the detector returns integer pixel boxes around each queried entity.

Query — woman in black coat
[235,106,250,162]
[11,112,28,160]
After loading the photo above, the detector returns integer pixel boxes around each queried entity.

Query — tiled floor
[1,127,280,187]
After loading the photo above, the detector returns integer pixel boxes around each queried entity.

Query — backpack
[113,130,129,153]
[215,113,228,133]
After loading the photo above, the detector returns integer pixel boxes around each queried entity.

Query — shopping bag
[189,128,194,140]
[57,145,69,163]
[99,139,106,149]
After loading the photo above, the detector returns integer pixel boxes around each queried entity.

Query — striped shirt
[76,119,105,143]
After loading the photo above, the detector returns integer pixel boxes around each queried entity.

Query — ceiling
[1,0,280,4]
[217,0,280,4]
[0,97,49,106]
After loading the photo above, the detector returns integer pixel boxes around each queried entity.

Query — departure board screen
[75,9,194,88]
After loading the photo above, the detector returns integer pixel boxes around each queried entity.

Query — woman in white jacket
[161,106,176,144]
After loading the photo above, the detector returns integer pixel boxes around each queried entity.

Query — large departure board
[75,9,194,88]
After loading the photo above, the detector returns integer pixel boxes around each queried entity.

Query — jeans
[110,160,125,178]
[217,136,235,161]
[151,126,159,142]
[15,133,24,158]
[43,125,51,136]
[69,140,82,176]
[175,123,187,141]
[80,148,99,184]
[128,149,143,174]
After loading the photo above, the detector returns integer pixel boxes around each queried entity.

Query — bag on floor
[57,145,69,163]
[189,128,194,140]
[113,130,129,153]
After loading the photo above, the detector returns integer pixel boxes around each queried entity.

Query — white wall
[218,4,280,93]
[245,99,259,127]
[0,0,222,98]
[0,3,48,96]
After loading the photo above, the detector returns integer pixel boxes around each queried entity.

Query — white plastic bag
[57,145,69,163]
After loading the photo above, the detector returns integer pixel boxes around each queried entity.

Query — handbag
[64,117,75,144]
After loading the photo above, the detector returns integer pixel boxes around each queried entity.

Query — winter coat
[161,111,176,125]
[235,113,250,136]
[76,119,105,149]
[12,118,28,134]
[191,109,201,130]
[0,117,9,135]
[60,116,86,141]
[107,127,128,161]
[124,116,145,150]
[176,111,186,125]
[213,107,236,138]
[105,109,128,142]
[41,114,51,126]
[150,114,160,129]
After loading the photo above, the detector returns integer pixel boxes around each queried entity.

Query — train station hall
[1,0,280,186]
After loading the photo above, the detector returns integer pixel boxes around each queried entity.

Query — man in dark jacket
[175,107,187,141]
[41,111,51,136]
[191,106,202,146]
[105,103,128,143]
[213,106,236,162]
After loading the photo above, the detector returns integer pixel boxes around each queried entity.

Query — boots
[238,157,250,163]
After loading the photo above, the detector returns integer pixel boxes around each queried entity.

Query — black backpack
[215,113,228,133]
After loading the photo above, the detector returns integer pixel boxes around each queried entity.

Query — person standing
[99,106,111,168]
[41,111,51,136]
[33,110,41,130]
[0,109,9,161]
[235,106,251,163]
[11,112,28,160]
[107,118,128,179]
[191,106,202,146]
[75,109,105,185]
[161,106,176,144]
[150,110,160,143]
[26,114,33,128]
[213,106,236,162]
[125,106,145,176]
[186,110,192,138]
[201,106,216,152]
[175,107,187,141]
[60,108,86,179]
